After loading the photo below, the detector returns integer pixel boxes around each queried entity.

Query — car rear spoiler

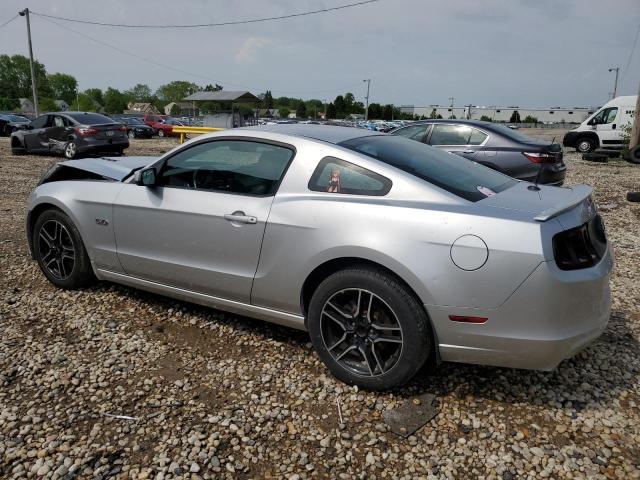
[534,184,593,222]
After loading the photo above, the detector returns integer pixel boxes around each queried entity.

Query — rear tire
[63,141,78,159]
[308,267,432,390]
[128,130,136,139]
[11,139,26,155]
[582,152,608,162]
[158,129,165,138]
[626,146,640,165]
[576,137,597,153]
[33,209,97,289]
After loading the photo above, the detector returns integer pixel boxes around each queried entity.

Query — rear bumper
[429,245,613,370]
[78,138,129,153]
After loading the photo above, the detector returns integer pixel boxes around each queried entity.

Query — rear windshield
[66,113,114,125]
[339,135,516,202]
[488,123,540,143]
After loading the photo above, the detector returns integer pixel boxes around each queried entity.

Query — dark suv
[11,111,129,159]
[391,119,565,185]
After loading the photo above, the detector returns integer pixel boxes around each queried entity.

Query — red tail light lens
[75,127,98,137]
[523,152,557,163]
[552,215,607,270]
[118,126,126,132]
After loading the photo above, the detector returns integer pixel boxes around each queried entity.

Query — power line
[0,14,19,28]
[623,23,640,77]
[35,15,363,97]
[31,0,380,29]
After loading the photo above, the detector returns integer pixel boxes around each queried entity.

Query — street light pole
[608,67,619,99]
[19,8,39,117]
[363,79,371,121]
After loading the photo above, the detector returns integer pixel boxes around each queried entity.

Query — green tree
[509,110,521,123]
[449,114,457,119]
[156,81,199,102]
[326,103,337,119]
[480,115,492,122]
[262,90,274,109]
[48,73,78,104]
[127,83,153,102]
[84,88,104,107]
[429,108,439,119]
[71,93,97,112]
[382,104,393,121]
[334,95,346,115]
[0,54,51,105]
[39,98,59,112]
[103,87,128,114]
[169,103,181,116]
[0,98,19,110]
[278,107,290,118]
[204,83,223,92]
[367,103,382,119]
[523,115,538,124]
[296,102,307,118]
[343,92,355,113]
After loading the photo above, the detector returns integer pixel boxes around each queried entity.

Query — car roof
[242,124,384,144]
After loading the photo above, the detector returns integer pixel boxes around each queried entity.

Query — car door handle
[224,212,257,224]
[462,149,475,154]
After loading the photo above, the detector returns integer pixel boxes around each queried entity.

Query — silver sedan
[26,125,613,389]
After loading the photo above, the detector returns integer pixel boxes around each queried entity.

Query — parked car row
[0,113,30,136]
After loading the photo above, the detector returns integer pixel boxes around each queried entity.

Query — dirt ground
[1,132,639,479]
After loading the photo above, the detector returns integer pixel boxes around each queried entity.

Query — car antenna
[529,135,555,192]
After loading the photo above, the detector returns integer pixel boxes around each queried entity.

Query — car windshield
[339,135,517,202]
[66,112,114,125]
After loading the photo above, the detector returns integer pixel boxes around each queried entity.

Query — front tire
[158,129,165,138]
[128,130,136,139]
[576,137,597,153]
[33,209,96,289]
[308,267,432,390]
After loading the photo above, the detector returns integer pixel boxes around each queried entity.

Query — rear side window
[430,124,487,146]
[340,136,516,202]
[309,157,391,196]
[393,124,429,141]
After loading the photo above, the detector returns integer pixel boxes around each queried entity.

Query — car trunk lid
[480,182,594,222]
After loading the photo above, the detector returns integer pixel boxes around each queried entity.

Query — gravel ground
[1,135,639,479]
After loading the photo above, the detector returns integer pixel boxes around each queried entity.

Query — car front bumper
[428,245,613,370]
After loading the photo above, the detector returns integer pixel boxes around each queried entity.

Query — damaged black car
[10,111,129,159]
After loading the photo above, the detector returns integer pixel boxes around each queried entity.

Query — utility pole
[465,104,473,120]
[363,79,371,121]
[19,8,39,117]
[449,97,454,118]
[608,67,619,99]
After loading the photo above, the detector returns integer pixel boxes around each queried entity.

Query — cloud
[234,37,270,63]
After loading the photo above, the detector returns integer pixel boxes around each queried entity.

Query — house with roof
[125,102,160,115]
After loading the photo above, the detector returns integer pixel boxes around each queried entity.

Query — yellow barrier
[171,126,225,144]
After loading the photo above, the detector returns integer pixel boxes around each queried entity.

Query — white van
[563,95,636,153]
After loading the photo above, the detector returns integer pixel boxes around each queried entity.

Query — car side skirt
[95,269,306,331]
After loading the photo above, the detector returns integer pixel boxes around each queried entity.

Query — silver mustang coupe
[27,125,613,389]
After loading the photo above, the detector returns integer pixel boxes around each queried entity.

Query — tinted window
[158,140,293,196]
[591,107,618,125]
[340,136,516,202]
[65,112,113,124]
[309,157,391,196]
[469,128,488,145]
[393,125,429,141]
[430,124,485,146]
[487,123,539,143]
[30,115,48,129]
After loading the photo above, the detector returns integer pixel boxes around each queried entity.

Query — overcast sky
[2,0,639,108]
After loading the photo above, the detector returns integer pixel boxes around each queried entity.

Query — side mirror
[134,167,156,186]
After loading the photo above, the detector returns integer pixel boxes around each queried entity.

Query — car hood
[479,182,593,222]
[62,156,158,181]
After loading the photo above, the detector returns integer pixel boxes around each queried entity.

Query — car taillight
[523,152,557,163]
[75,127,98,137]
[552,215,607,270]
[118,126,126,132]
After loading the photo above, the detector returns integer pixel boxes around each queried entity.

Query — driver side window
[157,140,294,196]
[592,107,618,125]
